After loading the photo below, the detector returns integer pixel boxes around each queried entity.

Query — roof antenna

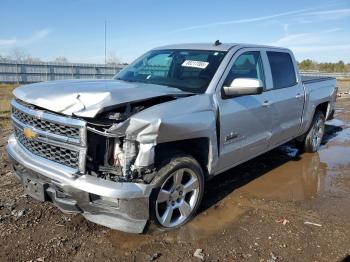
[214,40,222,46]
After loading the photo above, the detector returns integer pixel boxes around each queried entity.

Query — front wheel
[298,111,325,153]
[150,155,204,230]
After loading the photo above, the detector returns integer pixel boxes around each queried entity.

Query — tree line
[298,59,350,73]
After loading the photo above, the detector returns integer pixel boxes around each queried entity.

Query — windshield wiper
[115,78,137,83]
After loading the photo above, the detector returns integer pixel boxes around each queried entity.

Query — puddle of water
[180,148,349,240]
[178,196,250,239]
[326,119,345,127]
[236,153,326,201]
[326,127,350,143]
[322,170,350,197]
[175,151,329,240]
[319,145,350,169]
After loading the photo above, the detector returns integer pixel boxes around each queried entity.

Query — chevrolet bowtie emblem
[23,128,38,139]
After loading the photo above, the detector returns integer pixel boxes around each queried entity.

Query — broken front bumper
[6,134,154,233]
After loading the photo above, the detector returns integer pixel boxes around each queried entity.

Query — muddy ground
[1,92,350,261]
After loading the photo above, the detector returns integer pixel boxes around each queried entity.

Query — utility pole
[104,20,107,65]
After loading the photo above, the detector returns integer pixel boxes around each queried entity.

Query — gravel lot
[0,85,350,262]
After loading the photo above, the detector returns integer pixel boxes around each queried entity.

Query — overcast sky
[1,0,350,63]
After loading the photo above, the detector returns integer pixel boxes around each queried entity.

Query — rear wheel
[298,111,325,153]
[151,155,204,230]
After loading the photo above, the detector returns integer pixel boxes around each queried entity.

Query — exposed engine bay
[83,95,185,183]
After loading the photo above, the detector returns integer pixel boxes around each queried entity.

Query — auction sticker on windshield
[182,60,209,69]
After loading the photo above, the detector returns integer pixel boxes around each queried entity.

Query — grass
[336,78,350,81]
[336,79,350,93]
[0,84,18,119]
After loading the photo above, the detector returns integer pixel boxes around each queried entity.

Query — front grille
[12,107,80,139]
[14,128,79,169]
[10,99,86,171]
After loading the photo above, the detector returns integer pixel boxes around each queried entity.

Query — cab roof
[153,43,289,52]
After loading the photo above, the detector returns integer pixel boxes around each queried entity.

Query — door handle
[295,93,303,99]
[262,100,272,107]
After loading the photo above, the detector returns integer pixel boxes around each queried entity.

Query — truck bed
[299,75,337,127]
[301,75,335,84]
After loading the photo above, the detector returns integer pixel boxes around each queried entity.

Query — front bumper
[6,134,154,233]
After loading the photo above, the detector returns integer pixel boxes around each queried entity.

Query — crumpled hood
[13,79,190,117]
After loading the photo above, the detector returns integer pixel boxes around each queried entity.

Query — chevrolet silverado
[7,43,337,233]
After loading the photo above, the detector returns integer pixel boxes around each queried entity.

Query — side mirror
[223,78,263,97]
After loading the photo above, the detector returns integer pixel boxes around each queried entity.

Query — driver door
[216,49,274,172]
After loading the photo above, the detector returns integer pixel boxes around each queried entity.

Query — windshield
[114,49,226,93]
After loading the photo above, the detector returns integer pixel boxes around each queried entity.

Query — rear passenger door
[265,51,304,148]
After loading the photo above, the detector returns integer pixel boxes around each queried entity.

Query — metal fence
[300,70,350,78]
[0,60,125,84]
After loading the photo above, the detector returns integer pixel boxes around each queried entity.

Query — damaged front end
[7,78,218,233]
[10,79,199,185]
[84,95,179,184]
[7,94,186,233]
[83,91,220,186]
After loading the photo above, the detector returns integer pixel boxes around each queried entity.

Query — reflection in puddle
[319,145,350,169]
[326,119,345,127]
[326,127,350,142]
[279,145,298,157]
[237,153,326,201]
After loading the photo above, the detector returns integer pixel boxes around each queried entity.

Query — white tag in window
[182,60,209,69]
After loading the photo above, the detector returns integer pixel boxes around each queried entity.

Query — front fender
[109,94,219,173]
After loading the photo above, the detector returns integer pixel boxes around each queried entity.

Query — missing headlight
[113,136,138,177]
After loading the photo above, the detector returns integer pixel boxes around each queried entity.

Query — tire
[298,111,325,153]
[150,155,205,230]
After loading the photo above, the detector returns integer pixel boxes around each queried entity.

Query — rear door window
[267,51,297,89]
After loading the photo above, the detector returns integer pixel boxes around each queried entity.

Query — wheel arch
[154,137,211,178]
[315,101,329,118]
[300,101,329,139]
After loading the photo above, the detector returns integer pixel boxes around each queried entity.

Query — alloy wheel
[155,168,200,228]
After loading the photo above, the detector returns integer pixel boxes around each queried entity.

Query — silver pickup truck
[7,43,337,233]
